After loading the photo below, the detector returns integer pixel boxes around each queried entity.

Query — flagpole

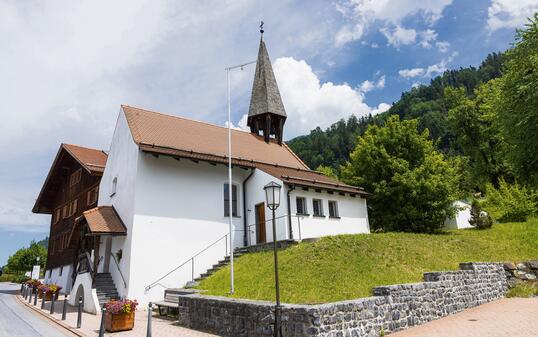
[225,60,256,295]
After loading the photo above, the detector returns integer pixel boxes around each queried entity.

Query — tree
[341,116,458,233]
[446,80,510,189]
[6,241,47,273]
[498,13,538,186]
[468,200,493,229]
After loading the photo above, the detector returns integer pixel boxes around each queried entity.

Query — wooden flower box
[105,311,135,332]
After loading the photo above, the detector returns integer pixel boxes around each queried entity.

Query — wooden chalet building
[33,143,107,293]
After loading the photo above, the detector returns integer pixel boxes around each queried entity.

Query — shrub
[484,179,536,222]
[506,282,538,298]
[469,200,493,229]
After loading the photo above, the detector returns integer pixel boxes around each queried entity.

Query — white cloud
[436,41,451,53]
[334,0,453,46]
[371,102,391,115]
[380,25,417,47]
[399,52,458,79]
[335,24,365,47]
[376,75,386,89]
[270,57,387,137]
[399,68,426,78]
[419,29,438,48]
[488,0,538,31]
[359,75,385,93]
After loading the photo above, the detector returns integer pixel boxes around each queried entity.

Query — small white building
[68,38,370,311]
[444,200,473,229]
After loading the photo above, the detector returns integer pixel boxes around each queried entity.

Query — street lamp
[264,181,282,337]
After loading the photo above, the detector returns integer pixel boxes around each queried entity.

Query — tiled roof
[122,105,307,169]
[122,105,365,194]
[63,143,107,174]
[78,206,126,235]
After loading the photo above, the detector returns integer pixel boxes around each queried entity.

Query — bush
[469,200,493,229]
[484,179,536,222]
[0,274,30,283]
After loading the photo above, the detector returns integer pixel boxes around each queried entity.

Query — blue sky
[1,0,537,266]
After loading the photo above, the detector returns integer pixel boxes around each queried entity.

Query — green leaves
[6,241,47,273]
[342,116,458,233]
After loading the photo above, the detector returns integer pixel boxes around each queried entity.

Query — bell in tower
[247,27,287,145]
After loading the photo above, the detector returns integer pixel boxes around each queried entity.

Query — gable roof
[33,144,108,214]
[76,206,127,236]
[122,105,307,169]
[121,105,364,194]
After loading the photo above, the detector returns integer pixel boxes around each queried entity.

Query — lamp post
[264,181,283,337]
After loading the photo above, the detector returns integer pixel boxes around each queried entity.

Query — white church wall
[289,188,370,240]
[127,155,249,304]
[244,169,287,245]
[97,110,140,299]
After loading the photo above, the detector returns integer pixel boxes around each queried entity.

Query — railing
[246,214,304,246]
[110,253,127,289]
[144,233,230,293]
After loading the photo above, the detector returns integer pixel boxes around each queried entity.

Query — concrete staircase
[94,273,119,306]
[193,247,249,283]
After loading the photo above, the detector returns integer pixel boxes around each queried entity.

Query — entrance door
[255,203,266,244]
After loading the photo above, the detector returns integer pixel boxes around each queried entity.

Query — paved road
[0,282,73,337]
[391,298,538,337]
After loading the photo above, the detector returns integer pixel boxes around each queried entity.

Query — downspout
[287,184,295,240]
[242,169,255,247]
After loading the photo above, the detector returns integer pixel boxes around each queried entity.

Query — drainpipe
[242,169,255,247]
[287,184,295,240]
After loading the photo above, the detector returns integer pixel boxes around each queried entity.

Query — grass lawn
[197,219,538,304]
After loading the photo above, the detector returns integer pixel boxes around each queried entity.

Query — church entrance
[255,203,266,244]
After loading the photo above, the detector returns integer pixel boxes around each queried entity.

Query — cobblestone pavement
[391,298,538,337]
[14,290,219,336]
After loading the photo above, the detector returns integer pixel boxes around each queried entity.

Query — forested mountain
[287,52,506,172]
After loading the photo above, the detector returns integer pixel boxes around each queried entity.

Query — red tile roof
[77,206,126,235]
[122,105,364,194]
[63,143,107,174]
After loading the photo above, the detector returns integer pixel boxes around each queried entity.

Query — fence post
[98,306,106,337]
[298,216,302,241]
[50,293,56,314]
[77,296,82,328]
[147,302,152,337]
[191,258,194,281]
[225,234,228,256]
[62,294,68,320]
[33,288,38,306]
[28,287,33,303]
[41,292,46,309]
[20,283,24,295]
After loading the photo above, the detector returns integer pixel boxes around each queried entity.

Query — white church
[41,37,370,312]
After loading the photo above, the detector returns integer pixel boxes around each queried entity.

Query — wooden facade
[33,144,107,271]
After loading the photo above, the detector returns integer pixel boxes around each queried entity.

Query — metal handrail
[144,233,229,293]
[246,214,304,245]
[77,252,94,275]
[110,253,127,289]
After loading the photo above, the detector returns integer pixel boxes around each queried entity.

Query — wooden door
[255,203,266,244]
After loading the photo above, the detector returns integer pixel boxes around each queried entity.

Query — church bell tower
[247,26,287,145]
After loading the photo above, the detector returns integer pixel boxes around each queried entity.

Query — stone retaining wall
[177,262,508,337]
[503,261,538,287]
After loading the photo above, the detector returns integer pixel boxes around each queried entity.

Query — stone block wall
[177,262,508,337]
[503,261,538,287]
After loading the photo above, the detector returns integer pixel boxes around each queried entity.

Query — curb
[15,293,89,337]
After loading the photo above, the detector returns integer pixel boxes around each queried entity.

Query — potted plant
[37,284,62,300]
[104,299,138,332]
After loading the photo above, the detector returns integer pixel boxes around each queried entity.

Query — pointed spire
[247,26,287,144]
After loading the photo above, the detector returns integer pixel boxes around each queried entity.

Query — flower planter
[105,311,135,332]
[38,290,58,301]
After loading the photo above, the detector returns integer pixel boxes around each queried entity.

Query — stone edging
[176,262,509,337]
[15,294,88,337]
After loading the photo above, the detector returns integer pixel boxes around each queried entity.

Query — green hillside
[197,220,538,304]
[287,52,505,172]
